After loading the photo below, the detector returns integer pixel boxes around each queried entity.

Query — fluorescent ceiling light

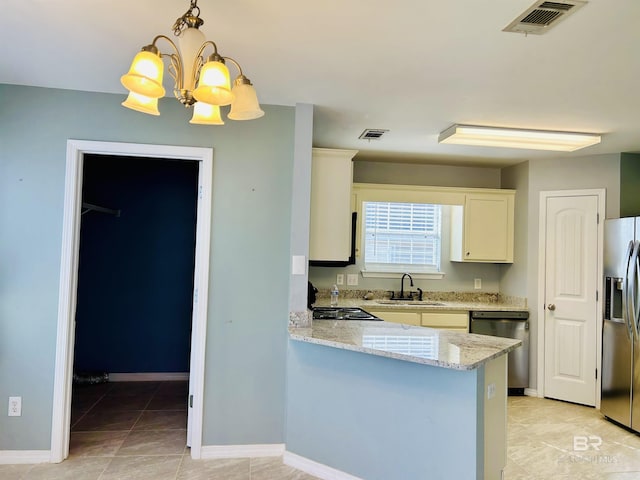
[438,124,601,152]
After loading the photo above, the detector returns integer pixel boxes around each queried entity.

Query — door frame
[50,140,213,462]
[537,189,605,407]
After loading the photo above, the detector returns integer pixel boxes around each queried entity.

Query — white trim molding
[107,372,189,382]
[524,388,539,398]
[200,444,285,459]
[284,451,363,480]
[0,451,51,464]
[51,140,213,463]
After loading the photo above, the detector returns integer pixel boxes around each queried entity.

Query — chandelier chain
[172,0,202,36]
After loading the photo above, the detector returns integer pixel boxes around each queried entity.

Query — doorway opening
[51,141,213,462]
[70,154,198,455]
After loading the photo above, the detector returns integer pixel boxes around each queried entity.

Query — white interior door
[543,194,599,406]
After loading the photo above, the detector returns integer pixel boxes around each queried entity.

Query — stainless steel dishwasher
[470,311,529,394]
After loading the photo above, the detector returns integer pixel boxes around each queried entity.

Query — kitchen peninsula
[286,319,520,480]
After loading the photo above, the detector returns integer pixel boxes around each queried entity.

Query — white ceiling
[2,0,639,167]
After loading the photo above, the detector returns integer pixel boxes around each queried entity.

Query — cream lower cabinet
[368,310,421,326]
[368,309,468,331]
[421,311,468,331]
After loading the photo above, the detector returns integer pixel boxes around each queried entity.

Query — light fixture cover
[121,91,160,116]
[228,83,265,121]
[189,102,224,125]
[177,27,207,91]
[120,51,166,98]
[438,124,601,152]
[193,60,233,106]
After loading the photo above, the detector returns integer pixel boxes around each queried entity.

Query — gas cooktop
[312,307,382,321]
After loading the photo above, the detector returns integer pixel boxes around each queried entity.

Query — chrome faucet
[400,273,414,299]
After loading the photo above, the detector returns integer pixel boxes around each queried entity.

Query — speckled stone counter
[289,320,521,370]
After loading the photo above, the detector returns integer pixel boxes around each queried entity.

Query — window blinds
[364,202,442,272]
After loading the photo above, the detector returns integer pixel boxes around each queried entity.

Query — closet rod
[81,202,121,217]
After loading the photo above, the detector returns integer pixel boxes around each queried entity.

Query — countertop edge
[289,325,522,371]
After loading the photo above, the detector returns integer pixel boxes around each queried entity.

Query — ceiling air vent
[359,129,389,141]
[503,0,587,35]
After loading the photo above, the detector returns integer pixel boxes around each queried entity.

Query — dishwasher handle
[470,310,529,320]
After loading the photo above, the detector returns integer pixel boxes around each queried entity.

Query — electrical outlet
[474,278,482,290]
[347,274,359,286]
[336,274,344,285]
[8,396,21,417]
[487,383,496,400]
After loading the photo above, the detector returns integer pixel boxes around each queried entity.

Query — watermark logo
[573,435,602,451]
[557,435,617,464]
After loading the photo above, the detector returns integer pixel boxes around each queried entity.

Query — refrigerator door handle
[628,241,640,338]
[623,241,634,340]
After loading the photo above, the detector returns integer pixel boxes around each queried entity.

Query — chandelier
[120,0,264,124]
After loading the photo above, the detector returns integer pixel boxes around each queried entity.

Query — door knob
[547,304,556,311]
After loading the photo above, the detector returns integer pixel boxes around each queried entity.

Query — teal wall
[286,340,481,479]
[620,153,640,217]
[0,84,295,449]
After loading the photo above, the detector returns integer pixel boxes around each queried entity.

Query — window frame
[353,183,467,280]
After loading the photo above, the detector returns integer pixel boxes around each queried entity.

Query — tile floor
[505,395,640,479]
[4,384,640,479]
[0,381,318,480]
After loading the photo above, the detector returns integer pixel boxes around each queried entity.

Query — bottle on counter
[330,284,339,306]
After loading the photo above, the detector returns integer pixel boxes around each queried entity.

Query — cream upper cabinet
[450,191,515,263]
[309,148,358,262]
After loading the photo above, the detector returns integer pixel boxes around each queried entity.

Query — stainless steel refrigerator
[601,217,640,431]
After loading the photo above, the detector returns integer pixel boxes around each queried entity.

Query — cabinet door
[309,148,358,262]
[451,193,514,263]
[420,311,469,330]
[465,194,513,262]
[367,310,421,326]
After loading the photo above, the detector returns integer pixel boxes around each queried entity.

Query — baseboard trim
[108,372,189,382]
[200,444,285,459]
[524,388,539,397]
[0,450,51,464]
[283,451,363,480]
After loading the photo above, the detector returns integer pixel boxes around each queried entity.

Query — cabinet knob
[466,252,470,256]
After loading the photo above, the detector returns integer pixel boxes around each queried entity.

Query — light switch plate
[336,274,344,285]
[474,278,482,290]
[292,255,306,275]
[347,274,359,286]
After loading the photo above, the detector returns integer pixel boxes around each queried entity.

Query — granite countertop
[289,320,521,370]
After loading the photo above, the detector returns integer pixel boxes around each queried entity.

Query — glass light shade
[192,60,233,106]
[228,83,265,120]
[189,102,224,125]
[121,91,160,116]
[120,51,166,98]
[178,27,206,91]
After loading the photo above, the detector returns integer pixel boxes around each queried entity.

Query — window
[363,201,442,274]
